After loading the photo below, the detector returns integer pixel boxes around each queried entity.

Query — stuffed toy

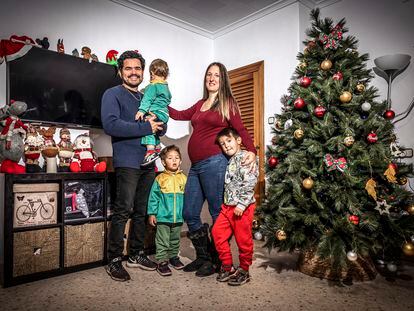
[24,126,43,173]
[57,128,74,172]
[70,133,106,173]
[38,126,59,172]
[0,100,28,174]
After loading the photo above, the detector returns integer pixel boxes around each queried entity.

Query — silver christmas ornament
[361,102,371,111]
[386,262,397,272]
[284,119,293,130]
[411,235,414,244]
[346,250,358,261]
[254,231,263,240]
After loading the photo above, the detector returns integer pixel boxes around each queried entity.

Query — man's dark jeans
[108,167,155,261]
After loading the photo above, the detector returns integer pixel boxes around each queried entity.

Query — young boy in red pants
[212,128,258,286]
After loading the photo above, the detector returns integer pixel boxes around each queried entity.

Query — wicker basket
[298,247,377,282]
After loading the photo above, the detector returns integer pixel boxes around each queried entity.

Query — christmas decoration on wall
[346,250,358,261]
[320,59,332,71]
[276,229,287,241]
[302,177,314,189]
[339,91,352,103]
[294,97,306,109]
[314,105,326,118]
[366,132,378,143]
[402,242,414,256]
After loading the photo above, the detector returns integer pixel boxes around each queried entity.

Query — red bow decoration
[324,154,347,172]
[320,24,343,50]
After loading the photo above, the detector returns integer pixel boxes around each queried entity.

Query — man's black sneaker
[169,256,185,270]
[106,257,131,282]
[157,261,172,276]
[216,266,236,282]
[126,254,157,270]
[228,268,250,286]
[141,151,160,167]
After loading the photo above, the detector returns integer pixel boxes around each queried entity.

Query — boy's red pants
[211,203,256,271]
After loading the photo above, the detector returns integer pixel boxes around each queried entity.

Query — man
[101,50,164,281]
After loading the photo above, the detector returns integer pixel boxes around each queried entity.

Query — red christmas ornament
[300,76,312,88]
[268,156,278,168]
[349,215,359,225]
[294,97,306,109]
[383,109,395,120]
[367,132,378,143]
[314,105,326,118]
[333,71,343,80]
[388,163,398,172]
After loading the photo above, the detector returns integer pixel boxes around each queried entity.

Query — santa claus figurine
[24,126,43,173]
[57,128,74,172]
[70,133,106,173]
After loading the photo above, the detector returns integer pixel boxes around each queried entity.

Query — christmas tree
[259,9,414,279]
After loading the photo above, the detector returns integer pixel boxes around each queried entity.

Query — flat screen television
[7,47,121,128]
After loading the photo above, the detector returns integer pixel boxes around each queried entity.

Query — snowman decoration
[69,133,106,173]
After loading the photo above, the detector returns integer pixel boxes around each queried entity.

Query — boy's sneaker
[216,266,236,282]
[228,268,250,286]
[157,261,172,276]
[141,150,159,167]
[169,256,185,270]
[127,254,157,270]
[106,257,131,282]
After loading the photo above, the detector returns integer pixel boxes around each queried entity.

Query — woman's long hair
[202,62,240,120]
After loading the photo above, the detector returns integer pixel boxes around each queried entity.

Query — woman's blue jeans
[183,153,228,233]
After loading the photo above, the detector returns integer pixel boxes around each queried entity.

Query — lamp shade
[374,54,411,72]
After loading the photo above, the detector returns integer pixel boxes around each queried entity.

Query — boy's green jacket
[147,170,187,224]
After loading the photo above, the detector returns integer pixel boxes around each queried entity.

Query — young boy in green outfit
[147,145,187,276]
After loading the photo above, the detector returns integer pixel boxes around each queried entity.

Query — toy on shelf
[70,133,106,173]
[38,126,59,173]
[35,37,49,49]
[24,126,43,173]
[106,50,118,66]
[0,35,39,64]
[81,46,98,62]
[0,100,28,174]
[57,128,74,172]
[57,39,65,54]
[72,48,79,57]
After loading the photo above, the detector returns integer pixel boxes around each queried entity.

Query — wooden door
[229,61,264,205]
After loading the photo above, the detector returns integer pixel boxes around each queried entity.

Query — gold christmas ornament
[407,205,414,215]
[294,129,304,140]
[402,242,414,256]
[302,177,314,190]
[398,177,408,185]
[356,83,365,93]
[320,59,332,71]
[276,229,287,241]
[344,136,355,147]
[252,219,259,229]
[299,62,307,70]
[365,178,377,201]
[340,91,353,103]
[271,135,280,145]
[303,47,309,55]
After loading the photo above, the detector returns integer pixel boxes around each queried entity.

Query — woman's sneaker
[169,256,185,270]
[157,261,172,276]
[127,254,157,270]
[216,266,236,282]
[227,268,250,286]
[106,257,131,282]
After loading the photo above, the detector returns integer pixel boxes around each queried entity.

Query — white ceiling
[110,0,340,38]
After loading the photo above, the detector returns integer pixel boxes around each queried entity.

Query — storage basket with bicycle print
[13,183,59,228]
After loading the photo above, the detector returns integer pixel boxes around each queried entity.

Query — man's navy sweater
[101,85,154,169]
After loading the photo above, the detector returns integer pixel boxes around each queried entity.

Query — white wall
[214,2,301,146]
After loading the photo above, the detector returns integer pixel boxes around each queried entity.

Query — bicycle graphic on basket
[15,198,54,222]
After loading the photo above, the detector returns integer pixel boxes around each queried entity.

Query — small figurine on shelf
[57,39,65,54]
[38,126,59,173]
[24,126,43,173]
[57,128,73,172]
[72,48,79,57]
[35,37,49,49]
[91,53,99,62]
[70,133,106,173]
[106,49,118,66]
[81,46,92,60]
[0,100,27,174]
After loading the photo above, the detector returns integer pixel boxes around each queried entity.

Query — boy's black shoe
[157,261,172,276]
[169,256,185,270]
[228,268,250,286]
[127,254,157,270]
[106,257,131,282]
[216,266,236,282]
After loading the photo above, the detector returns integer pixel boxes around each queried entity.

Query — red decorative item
[268,156,279,169]
[349,215,359,225]
[294,97,306,109]
[388,163,398,172]
[367,132,378,144]
[383,109,395,120]
[300,76,312,88]
[0,35,37,64]
[57,39,65,54]
[314,105,326,118]
[333,71,343,80]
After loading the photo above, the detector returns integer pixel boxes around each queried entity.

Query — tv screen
[8,47,121,128]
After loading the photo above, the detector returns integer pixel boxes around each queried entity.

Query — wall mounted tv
[7,47,121,128]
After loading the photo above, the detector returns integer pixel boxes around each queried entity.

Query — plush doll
[0,100,27,174]
[57,128,74,172]
[70,133,106,173]
[24,126,43,173]
[38,126,59,172]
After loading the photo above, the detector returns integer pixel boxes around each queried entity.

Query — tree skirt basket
[298,247,377,282]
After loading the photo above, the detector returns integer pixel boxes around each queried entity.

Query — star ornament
[375,200,391,215]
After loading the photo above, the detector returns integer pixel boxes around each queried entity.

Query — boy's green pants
[155,224,182,262]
